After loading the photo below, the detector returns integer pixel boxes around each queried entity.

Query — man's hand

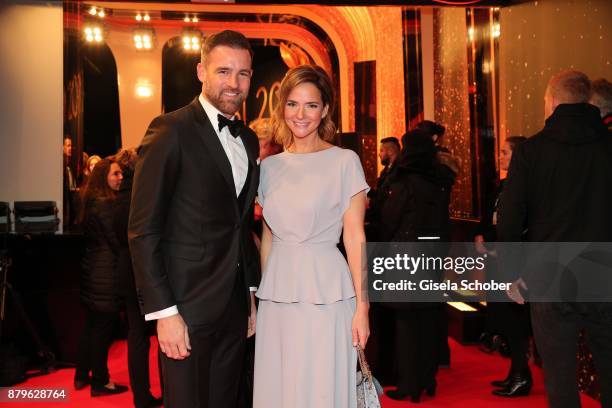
[157,314,191,360]
[507,278,528,304]
[247,292,256,338]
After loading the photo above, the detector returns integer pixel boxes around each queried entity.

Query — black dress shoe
[497,339,511,358]
[479,333,505,354]
[146,397,163,407]
[478,333,495,353]
[386,388,423,403]
[91,383,129,397]
[492,367,531,388]
[492,376,532,397]
[73,377,90,390]
[491,376,511,388]
[386,389,409,400]
[136,396,163,408]
[425,382,436,397]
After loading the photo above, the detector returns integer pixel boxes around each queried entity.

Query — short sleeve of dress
[341,150,370,214]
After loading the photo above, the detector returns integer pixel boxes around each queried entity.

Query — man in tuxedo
[498,70,612,407]
[128,30,260,408]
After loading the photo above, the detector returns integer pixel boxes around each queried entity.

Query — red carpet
[11,337,599,407]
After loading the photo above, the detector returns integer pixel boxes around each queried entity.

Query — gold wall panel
[434,7,473,218]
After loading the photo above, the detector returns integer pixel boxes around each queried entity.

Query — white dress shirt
[145,94,254,321]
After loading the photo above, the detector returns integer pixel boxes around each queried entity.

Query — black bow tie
[218,114,243,138]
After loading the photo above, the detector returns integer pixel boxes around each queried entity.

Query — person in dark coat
[590,78,612,131]
[365,136,401,242]
[415,120,459,191]
[363,136,401,383]
[382,130,450,403]
[498,70,612,407]
[414,120,455,368]
[74,157,128,397]
[475,136,533,397]
[113,149,162,408]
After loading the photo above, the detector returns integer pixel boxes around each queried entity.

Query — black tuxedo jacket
[128,98,260,326]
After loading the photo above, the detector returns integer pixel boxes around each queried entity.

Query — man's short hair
[506,136,527,151]
[114,147,138,176]
[381,137,400,151]
[415,120,446,139]
[547,70,591,104]
[201,30,253,65]
[590,78,612,117]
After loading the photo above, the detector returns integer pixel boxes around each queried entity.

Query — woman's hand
[352,303,370,348]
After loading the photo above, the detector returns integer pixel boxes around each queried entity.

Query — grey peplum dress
[253,146,370,408]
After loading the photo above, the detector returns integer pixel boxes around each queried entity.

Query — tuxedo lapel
[191,98,236,195]
[239,132,259,222]
[189,99,240,216]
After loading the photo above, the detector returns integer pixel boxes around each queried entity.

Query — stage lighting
[136,13,151,22]
[136,81,153,98]
[184,14,199,23]
[134,28,155,50]
[491,23,501,38]
[182,30,202,52]
[84,25,104,43]
[468,27,475,42]
[88,6,105,18]
[482,61,491,74]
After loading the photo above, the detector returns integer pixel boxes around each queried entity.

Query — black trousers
[531,302,612,408]
[500,303,530,374]
[160,282,248,408]
[436,306,450,366]
[394,307,439,394]
[123,292,160,408]
[366,304,397,384]
[486,302,531,375]
[75,308,118,388]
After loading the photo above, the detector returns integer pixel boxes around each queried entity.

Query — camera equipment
[0,202,9,233]
[13,201,59,234]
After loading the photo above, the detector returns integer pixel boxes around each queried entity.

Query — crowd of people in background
[61,68,612,408]
[66,148,162,407]
[364,73,612,406]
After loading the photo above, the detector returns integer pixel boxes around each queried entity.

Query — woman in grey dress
[253,65,370,408]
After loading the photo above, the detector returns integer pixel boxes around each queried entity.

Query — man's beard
[381,157,390,166]
[205,84,245,116]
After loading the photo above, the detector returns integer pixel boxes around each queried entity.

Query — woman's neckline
[284,145,338,155]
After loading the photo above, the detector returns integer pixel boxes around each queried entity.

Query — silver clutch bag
[356,345,382,408]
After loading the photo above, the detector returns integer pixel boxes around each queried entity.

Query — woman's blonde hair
[84,155,102,176]
[272,65,336,148]
[249,118,273,141]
